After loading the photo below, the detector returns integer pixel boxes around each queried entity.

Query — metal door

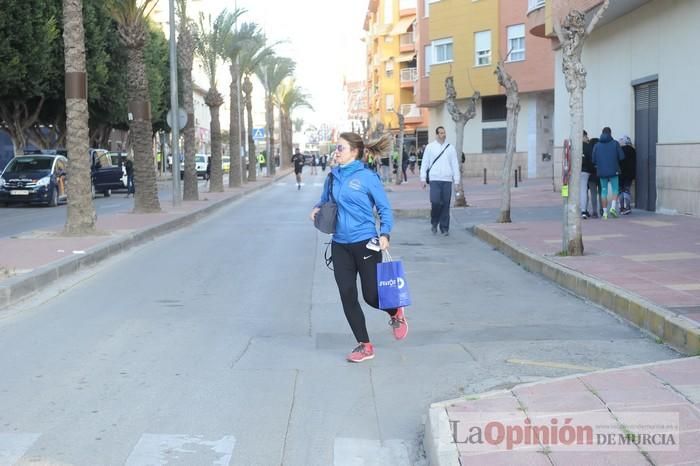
[634,81,658,211]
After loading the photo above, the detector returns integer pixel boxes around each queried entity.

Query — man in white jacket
[420,126,461,236]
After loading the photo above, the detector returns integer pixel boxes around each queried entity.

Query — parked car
[0,154,68,207]
[222,155,230,173]
[108,152,128,189]
[90,149,123,197]
[180,153,209,179]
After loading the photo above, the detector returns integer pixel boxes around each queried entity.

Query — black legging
[332,240,398,343]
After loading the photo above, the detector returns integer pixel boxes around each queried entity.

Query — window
[482,95,507,122]
[424,44,432,76]
[384,0,393,24]
[432,38,453,64]
[474,30,491,66]
[385,60,394,78]
[400,0,417,9]
[386,94,395,111]
[482,128,507,153]
[507,24,525,62]
[424,0,439,17]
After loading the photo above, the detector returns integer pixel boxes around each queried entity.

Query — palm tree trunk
[244,76,256,182]
[63,0,96,234]
[178,19,198,200]
[206,88,224,192]
[266,94,275,176]
[127,47,161,213]
[228,62,242,187]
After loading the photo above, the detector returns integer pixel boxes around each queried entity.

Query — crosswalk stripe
[0,433,41,465]
[333,438,410,466]
[125,434,236,466]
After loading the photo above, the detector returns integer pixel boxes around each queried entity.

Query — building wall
[552,0,700,214]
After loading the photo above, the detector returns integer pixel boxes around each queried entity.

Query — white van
[180,154,209,179]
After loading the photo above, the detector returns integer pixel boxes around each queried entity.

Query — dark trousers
[332,240,397,343]
[127,174,135,194]
[429,181,452,232]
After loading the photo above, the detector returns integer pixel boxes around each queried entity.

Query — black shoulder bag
[425,144,450,185]
[314,174,337,234]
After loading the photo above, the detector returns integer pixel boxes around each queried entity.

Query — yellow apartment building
[364,0,428,147]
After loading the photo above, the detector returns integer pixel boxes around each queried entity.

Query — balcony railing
[399,32,415,47]
[400,67,417,83]
[399,103,421,118]
[527,0,545,13]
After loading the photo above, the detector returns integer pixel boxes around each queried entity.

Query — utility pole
[168,0,181,206]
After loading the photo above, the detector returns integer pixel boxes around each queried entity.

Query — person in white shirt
[420,126,460,236]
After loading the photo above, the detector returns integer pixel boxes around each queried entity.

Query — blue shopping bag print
[377,257,412,309]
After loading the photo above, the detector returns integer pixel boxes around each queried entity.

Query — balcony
[400,68,417,87]
[527,0,545,13]
[527,0,547,37]
[399,32,415,52]
[399,103,421,120]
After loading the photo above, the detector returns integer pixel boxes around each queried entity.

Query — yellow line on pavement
[623,252,700,262]
[506,358,602,372]
[666,283,700,291]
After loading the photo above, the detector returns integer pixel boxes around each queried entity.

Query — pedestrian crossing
[1,433,411,465]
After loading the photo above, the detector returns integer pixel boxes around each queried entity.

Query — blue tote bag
[377,251,412,309]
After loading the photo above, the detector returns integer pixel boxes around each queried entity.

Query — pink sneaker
[389,308,408,340]
[347,343,375,363]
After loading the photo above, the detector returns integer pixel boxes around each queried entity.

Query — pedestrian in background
[125,155,135,197]
[618,135,636,215]
[310,131,408,363]
[581,130,597,219]
[420,126,460,236]
[592,127,625,219]
[291,147,305,190]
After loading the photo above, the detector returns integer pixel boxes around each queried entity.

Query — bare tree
[495,59,520,223]
[554,0,609,255]
[62,0,96,234]
[444,76,479,207]
[394,110,404,185]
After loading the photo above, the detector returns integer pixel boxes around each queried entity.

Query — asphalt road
[0,178,207,239]
[0,171,678,465]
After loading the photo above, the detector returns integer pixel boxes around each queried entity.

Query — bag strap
[428,144,450,171]
[326,173,335,202]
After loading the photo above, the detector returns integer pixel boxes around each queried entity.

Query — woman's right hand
[310,207,320,222]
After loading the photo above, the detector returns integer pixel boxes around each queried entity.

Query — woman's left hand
[379,236,390,250]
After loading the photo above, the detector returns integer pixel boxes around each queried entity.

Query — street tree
[62,0,96,235]
[223,18,258,188]
[394,110,405,185]
[293,117,304,133]
[276,79,312,168]
[554,0,609,255]
[107,0,161,213]
[495,59,520,224]
[176,0,199,200]
[239,26,274,181]
[444,76,479,207]
[256,55,295,176]
[195,9,241,193]
[0,0,61,155]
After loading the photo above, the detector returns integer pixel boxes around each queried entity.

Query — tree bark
[496,61,520,224]
[243,76,256,182]
[228,62,242,187]
[444,76,479,207]
[127,46,161,213]
[206,88,224,192]
[265,93,275,176]
[62,0,96,235]
[178,18,198,201]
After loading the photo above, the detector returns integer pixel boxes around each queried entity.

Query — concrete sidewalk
[0,170,292,309]
[387,174,700,355]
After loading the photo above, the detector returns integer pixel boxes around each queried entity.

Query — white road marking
[125,434,236,466]
[333,438,410,466]
[0,433,41,465]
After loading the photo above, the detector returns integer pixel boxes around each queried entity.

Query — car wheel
[48,187,58,207]
[104,189,111,197]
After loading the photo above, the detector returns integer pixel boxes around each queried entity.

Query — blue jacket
[592,133,625,178]
[315,160,393,244]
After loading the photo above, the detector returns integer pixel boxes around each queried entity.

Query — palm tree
[107,0,161,213]
[176,0,198,201]
[223,20,259,188]
[256,55,295,176]
[239,26,274,182]
[63,0,96,234]
[276,79,311,168]
[195,9,242,193]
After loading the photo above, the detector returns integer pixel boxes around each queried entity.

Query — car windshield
[4,157,52,173]
[195,156,206,163]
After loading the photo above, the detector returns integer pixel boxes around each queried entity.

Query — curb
[423,356,699,465]
[472,224,700,355]
[0,171,291,310]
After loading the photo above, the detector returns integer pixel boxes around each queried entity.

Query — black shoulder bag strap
[428,144,450,172]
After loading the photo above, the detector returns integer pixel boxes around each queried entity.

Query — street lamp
[168,0,181,206]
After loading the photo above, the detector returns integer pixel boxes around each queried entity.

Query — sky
[192,0,368,127]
